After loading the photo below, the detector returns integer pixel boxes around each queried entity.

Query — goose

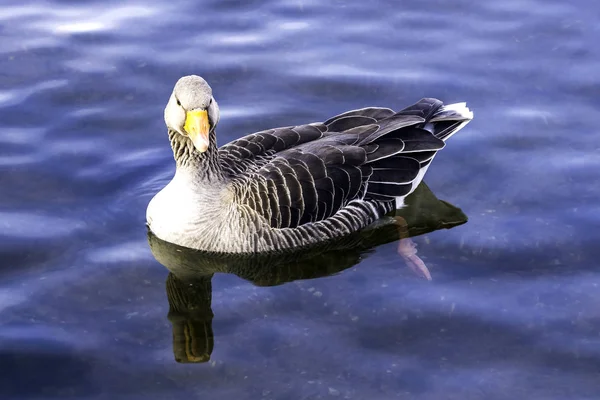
[147,75,473,254]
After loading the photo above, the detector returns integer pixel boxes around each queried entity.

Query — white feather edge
[438,102,474,120]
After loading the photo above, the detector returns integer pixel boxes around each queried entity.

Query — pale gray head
[164,75,220,153]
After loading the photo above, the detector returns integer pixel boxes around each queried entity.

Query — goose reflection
[147,182,467,363]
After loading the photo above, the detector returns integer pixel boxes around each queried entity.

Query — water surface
[1,0,600,399]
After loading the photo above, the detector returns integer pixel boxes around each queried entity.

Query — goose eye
[176,98,181,106]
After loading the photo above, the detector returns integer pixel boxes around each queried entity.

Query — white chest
[146,173,233,249]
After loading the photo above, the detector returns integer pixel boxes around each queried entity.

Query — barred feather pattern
[149,98,472,253]
[169,129,224,182]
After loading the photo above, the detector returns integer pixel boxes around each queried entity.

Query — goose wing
[224,99,472,229]
[218,107,395,175]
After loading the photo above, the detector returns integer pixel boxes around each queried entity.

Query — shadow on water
[147,182,468,363]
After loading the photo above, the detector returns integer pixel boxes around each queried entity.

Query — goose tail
[428,101,474,141]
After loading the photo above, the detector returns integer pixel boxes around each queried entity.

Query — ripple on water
[85,240,154,264]
[0,212,85,239]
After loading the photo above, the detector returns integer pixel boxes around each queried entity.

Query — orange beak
[183,110,210,152]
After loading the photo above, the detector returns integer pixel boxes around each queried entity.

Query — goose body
[147,75,473,253]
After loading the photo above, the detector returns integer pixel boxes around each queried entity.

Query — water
[2,0,599,398]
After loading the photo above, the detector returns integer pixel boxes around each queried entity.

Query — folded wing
[222,99,472,229]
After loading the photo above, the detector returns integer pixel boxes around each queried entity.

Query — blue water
[2,0,600,398]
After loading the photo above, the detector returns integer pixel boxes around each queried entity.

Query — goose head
[164,75,220,152]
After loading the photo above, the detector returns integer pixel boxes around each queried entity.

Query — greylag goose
[147,75,473,253]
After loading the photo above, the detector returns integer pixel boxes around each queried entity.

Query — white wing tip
[441,102,474,120]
